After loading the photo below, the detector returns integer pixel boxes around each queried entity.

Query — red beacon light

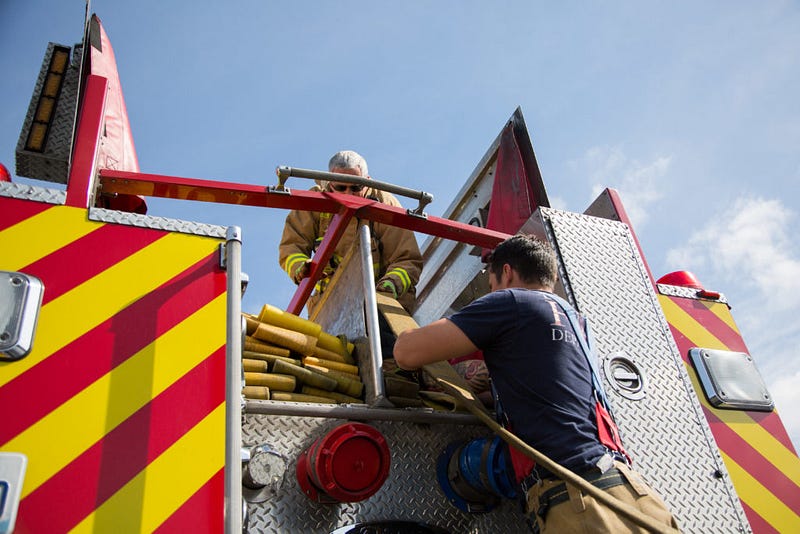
[0,163,10,182]
[657,271,721,300]
[657,270,702,289]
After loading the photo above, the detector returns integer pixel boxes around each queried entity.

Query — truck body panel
[0,190,228,532]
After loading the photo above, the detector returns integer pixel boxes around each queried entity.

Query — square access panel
[690,348,774,411]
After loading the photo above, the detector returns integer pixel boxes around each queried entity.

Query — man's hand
[292,260,311,284]
[377,279,398,299]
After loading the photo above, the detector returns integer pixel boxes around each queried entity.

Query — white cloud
[666,198,800,311]
[573,146,671,230]
[666,196,800,450]
[548,194,569,211]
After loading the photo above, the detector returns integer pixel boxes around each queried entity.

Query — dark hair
[486,234,557,288]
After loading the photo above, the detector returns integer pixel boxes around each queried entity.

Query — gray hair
[328,150,369,176]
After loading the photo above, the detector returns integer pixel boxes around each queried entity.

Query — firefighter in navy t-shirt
[394,234,679,533]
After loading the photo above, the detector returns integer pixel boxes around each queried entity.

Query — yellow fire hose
[376,293,679,534]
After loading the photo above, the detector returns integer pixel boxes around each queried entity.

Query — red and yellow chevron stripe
[0,197,226,533]
[659,291,800,533]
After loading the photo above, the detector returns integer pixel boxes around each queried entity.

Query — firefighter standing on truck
[279,150,422,315]
[394,234,679,533]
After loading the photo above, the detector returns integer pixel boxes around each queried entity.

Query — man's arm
[373,192,423,299]
[394,318,478,371]
[278,209,317,282]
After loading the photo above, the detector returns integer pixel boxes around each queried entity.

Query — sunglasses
[331,183,364,193]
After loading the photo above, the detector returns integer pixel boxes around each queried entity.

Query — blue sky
[2,2,799,447]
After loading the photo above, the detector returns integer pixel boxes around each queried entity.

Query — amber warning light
[24,45,71,153]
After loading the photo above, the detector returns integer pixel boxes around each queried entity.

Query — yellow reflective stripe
[0,205,101,271]
[657,296,726,349]
[284,253,309,275]
[720,450,800,531]
[387,268,411,292]
[70,404,225,533]
[4,293,226,498]
[0,232,221,389]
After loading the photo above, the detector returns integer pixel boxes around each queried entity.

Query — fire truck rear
[1,11,799,534]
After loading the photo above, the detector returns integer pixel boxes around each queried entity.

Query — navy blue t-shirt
[448,288,606,472]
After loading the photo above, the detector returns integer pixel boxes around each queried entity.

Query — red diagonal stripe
[19,221,168,305]
[0,252,224,446]
[0,196,53,230]
[666,296,748,353]
[155,468,224,534]
[741,501,780,534]
[16,347,225,533]
[704,406,800,521]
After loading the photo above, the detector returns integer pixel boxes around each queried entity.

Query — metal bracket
[218,242,226,269]
[0,453,27,534]
[0,271,44,361]
[269,166,293,194]
[276,165,434,218]
[407,192,432,219]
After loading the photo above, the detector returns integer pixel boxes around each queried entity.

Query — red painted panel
[155,469,225,534]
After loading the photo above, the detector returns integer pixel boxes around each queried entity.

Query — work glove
[377,279,398,299]
[291,260,311,284]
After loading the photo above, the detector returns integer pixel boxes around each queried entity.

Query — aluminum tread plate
[542,208,750,534]
[0,182,66,205]
[243,414,528,533]
[89,207,228,238]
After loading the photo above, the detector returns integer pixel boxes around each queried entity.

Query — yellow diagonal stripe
[0,231,222,388]
[70,404,225,533]
[658,295,727,350]
[0,205,101,271]
[2,293,226,498]
[720,451,800,532]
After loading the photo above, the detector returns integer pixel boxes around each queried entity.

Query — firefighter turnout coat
[279,184,423,314]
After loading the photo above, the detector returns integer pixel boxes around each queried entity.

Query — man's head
[486,234,557,291]
[327,150,369,196]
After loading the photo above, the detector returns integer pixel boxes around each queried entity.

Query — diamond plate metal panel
[88,208,228,238]
[540,208,750,534]
[312,242,368,344]
[657,283,729,304]
[0,182,66,205]
[242,414,529,534]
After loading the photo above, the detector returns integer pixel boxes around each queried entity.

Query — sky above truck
[1,1,798,450]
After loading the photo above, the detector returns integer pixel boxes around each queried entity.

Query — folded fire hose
[376,293,679,534]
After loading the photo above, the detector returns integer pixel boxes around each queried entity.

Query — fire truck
[2,11,799,534]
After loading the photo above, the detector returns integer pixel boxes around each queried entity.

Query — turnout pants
[524,461,680,533]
